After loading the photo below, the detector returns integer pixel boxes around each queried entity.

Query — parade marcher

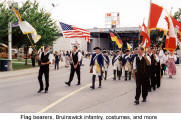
[65,46,82,86]
[31,51,36,67]
[112,50,122,80]
[37,46,54,93]
[159,49,167,77]
[65,51,70,68]
[167,51,177,78]
[148,47,159,91]
[102,50,110,80]
[132,48,138,60]
[54,51,60,70]
[133,47,151,105]
[123,50,132,81]
[155,50,161,88]
[164,51,169,75]
[90,47,104,89]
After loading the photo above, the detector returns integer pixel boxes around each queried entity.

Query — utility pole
[8,22,13,71]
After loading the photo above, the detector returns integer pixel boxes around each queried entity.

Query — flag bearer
[65,45,82,86]
[37,46,54,93]
[112,51,122,80]
[133,47,151,105]
[90,47,104,89]
[123,50,132,81]
[102,50,110,80]
[150,49,160,91]
[155,50,161,88]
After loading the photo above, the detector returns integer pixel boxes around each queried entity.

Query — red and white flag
[60,22,90,42]
[148,3,163,29]
[165,15,177,52]
[139,22,150,48]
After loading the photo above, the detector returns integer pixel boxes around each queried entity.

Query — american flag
[60,22,90,42]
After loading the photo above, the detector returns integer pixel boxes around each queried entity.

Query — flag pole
[148,0,152,34]
[145,0,152,53]
[26,34,38,54]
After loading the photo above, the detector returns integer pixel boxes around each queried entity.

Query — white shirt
[39,52,54,64]
[154,54,160,63]
[133,55,151,70]
[71,51,82,62]
[167,55,177,62]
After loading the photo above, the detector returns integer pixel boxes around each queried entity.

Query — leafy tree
[174,8,181,22]
[0,0,59,50]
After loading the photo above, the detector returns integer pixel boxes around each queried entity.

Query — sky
[2,0,181,29]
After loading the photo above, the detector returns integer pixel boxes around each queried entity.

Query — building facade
[87,27,140,52]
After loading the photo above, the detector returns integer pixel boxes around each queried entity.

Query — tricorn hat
[93,47,101,50]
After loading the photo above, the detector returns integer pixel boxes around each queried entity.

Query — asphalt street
[0,59,181,113]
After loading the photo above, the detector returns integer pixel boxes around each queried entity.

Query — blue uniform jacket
[104,55,110,65]
[90,53,104,67]
[122,54,132,66]
[131,54,138,62]
[112,55,122,65]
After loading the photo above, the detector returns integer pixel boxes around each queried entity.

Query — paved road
[0,59,181,113]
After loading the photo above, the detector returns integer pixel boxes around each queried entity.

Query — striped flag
[110,32,123,48]
[59,22,90,42]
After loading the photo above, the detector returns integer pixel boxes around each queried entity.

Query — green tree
[0,0,59,50]
[174,8,181,22]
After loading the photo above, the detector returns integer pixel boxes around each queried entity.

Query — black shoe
[113,78,116,80]
[104,78,106,80]
[148,89,152,92]
[153,87,156,91]
[37,89,43,93]
[98,86,101,88]
[134,100,139,105]
[118,77,121,80]
[125,79,127,81]
[76,83,81,85]
[65,82,70,86]
[142,99,147,102]
[44,90,48,93]
[90,86,95,89]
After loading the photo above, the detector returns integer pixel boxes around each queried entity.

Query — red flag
[141,31,151,48]
[142,23,147,33]
[165,15,177,52]
[165,16,181,43]
[149,3,163,29]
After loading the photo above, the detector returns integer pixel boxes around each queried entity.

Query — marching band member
[123,50,132,81]
[102,50,110,80]
[90,47,104,89]
[112,50,122,80]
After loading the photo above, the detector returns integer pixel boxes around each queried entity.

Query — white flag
[19,21,41,43]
